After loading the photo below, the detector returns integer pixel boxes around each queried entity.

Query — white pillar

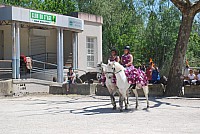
[12,22,16,79]
[60,28,64,82]
[73,32,78,69]
[57,28,64,83]
[16,23,20,79]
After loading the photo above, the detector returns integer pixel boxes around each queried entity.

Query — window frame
[86,37,97,68]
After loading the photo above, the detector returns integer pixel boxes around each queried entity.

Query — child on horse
[101,48,120,86]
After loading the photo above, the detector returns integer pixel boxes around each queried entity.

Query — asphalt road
[0,95,200,134]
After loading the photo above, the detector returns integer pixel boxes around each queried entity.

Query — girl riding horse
[101,48,120,86]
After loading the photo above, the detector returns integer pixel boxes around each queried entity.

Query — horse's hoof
[125,107,128,110]
[147,105,150,109]
[120,109,123,112]
[135,106,138,109]
[112,106,116,110]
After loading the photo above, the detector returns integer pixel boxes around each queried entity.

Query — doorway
[30,36,46,61]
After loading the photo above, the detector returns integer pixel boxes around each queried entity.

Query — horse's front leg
[108,87,117,110]
[110,94,116,110]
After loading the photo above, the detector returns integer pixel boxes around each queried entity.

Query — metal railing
[30,52,57,63]
[0,57,87,82]
[29,59,86,82]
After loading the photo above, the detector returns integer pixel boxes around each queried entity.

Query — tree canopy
[0,0,199,76]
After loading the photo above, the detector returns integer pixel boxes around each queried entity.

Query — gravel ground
[0,95,200,134]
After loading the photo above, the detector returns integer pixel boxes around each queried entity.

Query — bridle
[112,63,122,74]
[97,63,122,77]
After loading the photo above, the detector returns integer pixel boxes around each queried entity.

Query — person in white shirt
[195,70,200,85]
[184,69,196,85]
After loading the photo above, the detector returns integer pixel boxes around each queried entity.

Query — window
[86,37,97,67]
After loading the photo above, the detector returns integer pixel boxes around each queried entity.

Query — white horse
[97,62,129,110]
[106,62,149,111]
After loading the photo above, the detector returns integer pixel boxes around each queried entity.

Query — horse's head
[96,62,106,80]
[108,61,123,74]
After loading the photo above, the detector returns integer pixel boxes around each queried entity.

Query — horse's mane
[114,62,125,71]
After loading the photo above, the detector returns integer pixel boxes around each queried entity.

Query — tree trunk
[166,9,195,96]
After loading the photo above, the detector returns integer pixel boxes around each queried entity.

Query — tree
[166,0,200,96]
[0,0,76,14]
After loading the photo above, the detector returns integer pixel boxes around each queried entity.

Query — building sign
[68,17,83,30]
[30,10,57,25]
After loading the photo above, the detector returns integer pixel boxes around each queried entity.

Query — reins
[104,70,122,75]
[114,70,122,74]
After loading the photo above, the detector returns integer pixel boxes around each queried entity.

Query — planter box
[184,85,200,97]
[69,84,96,95]
[49,84,67,95]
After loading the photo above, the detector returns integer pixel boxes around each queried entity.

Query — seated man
[184,69,196,85]
[151,65,160,84]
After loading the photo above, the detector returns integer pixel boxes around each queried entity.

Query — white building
[0,5,103,82]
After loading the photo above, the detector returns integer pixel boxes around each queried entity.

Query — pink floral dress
[122,54,148,86]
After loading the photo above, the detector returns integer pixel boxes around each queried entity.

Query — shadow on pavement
[16,96,200,117]
[149,97,181,108]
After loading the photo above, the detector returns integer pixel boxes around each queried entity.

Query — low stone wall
[95,84,165,97]
[147,84,165,97]
[49,83,96,95]
[49,84,67,95]
[95,84,111,96]
[0,80,13,96]
[69,84,96,95]
[184,85,200,97]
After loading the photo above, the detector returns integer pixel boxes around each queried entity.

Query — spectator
[20,55,27,78]
[26,57,32,74]
[184,69,195,85]
[67,67,76,84]
[152,65,160,84]
[141,64,146,72]
[146,62,154,83]
[195,70,200,85]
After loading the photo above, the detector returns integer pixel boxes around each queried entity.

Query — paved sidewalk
[0,95,200,134]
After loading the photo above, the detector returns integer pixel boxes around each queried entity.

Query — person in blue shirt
[152,65,160,84]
